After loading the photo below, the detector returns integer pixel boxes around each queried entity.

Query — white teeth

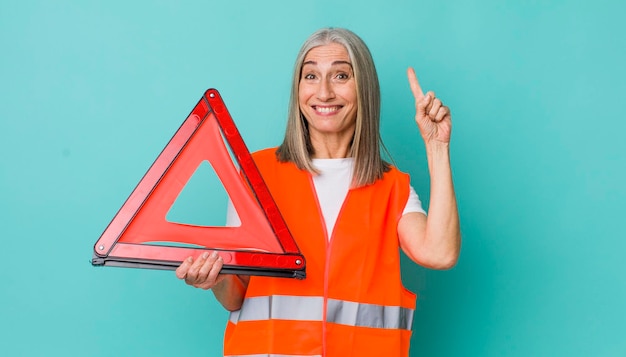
[315,106,339,114]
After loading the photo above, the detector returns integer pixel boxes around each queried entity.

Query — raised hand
[407,67,452,145]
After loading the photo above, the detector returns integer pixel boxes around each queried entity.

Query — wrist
[425,141,451,173]
[425,141,450,156]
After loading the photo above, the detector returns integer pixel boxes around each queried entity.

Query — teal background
[1,0,625,356]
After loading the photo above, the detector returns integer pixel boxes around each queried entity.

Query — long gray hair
[276,27,390,187]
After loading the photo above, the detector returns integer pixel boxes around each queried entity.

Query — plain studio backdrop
[1,1,625,356]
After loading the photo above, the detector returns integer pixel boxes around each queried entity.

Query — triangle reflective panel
[92,89,305,279]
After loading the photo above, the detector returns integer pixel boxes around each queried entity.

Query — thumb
[175,256,193,279]
[416,92,432,117]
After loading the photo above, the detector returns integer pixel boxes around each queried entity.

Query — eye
[335,72,350,80]
[303,73,316,80]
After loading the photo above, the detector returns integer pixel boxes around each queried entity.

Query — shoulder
[371,165,411,200]
[251,147,279,162]
[251,147,296,174]
[383,164,410,183]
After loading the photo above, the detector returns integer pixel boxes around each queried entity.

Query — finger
[175,256,193,279]
[429,98,442,118]
[435,106,449,122]
[206,256,224,285]
[407,67,424,101]
[186,252,209,283]
[198,251,220,280]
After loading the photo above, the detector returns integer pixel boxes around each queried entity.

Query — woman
[176,27,460,356]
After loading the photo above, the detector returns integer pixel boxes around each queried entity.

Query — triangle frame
[92,89,305,279]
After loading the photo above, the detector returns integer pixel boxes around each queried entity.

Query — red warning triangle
[92,89,305,279]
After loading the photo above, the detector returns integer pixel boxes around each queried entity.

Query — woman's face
[298,43,358,143]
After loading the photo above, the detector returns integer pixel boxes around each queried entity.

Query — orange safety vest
[223,148,417,357]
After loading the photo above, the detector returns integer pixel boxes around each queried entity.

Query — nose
[316,78,335,101]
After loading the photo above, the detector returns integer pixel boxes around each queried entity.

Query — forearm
[212,274,249,311]
[424,142,461,267]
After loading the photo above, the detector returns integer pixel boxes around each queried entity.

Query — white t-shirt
[226,158,426,239]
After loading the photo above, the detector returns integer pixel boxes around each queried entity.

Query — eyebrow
[303,60,353,68]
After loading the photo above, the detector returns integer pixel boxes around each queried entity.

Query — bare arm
[399,68,461,269]
[176,252,249,311]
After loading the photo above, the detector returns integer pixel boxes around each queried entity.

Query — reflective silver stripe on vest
[229,295,323,324]
[229,295,414,330]
[225,354,321,357]
[326,298,414,330]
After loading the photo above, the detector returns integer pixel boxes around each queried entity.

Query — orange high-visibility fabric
[223,148,417,357]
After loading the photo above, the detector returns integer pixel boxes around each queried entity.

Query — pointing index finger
[407,67,424,100]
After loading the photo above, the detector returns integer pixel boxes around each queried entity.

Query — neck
[311,143,351,159]
[310,133,353,159]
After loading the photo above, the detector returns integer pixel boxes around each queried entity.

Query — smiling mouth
[314,105,342,114]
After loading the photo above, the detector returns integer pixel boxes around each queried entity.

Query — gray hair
[276,27,389,187]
